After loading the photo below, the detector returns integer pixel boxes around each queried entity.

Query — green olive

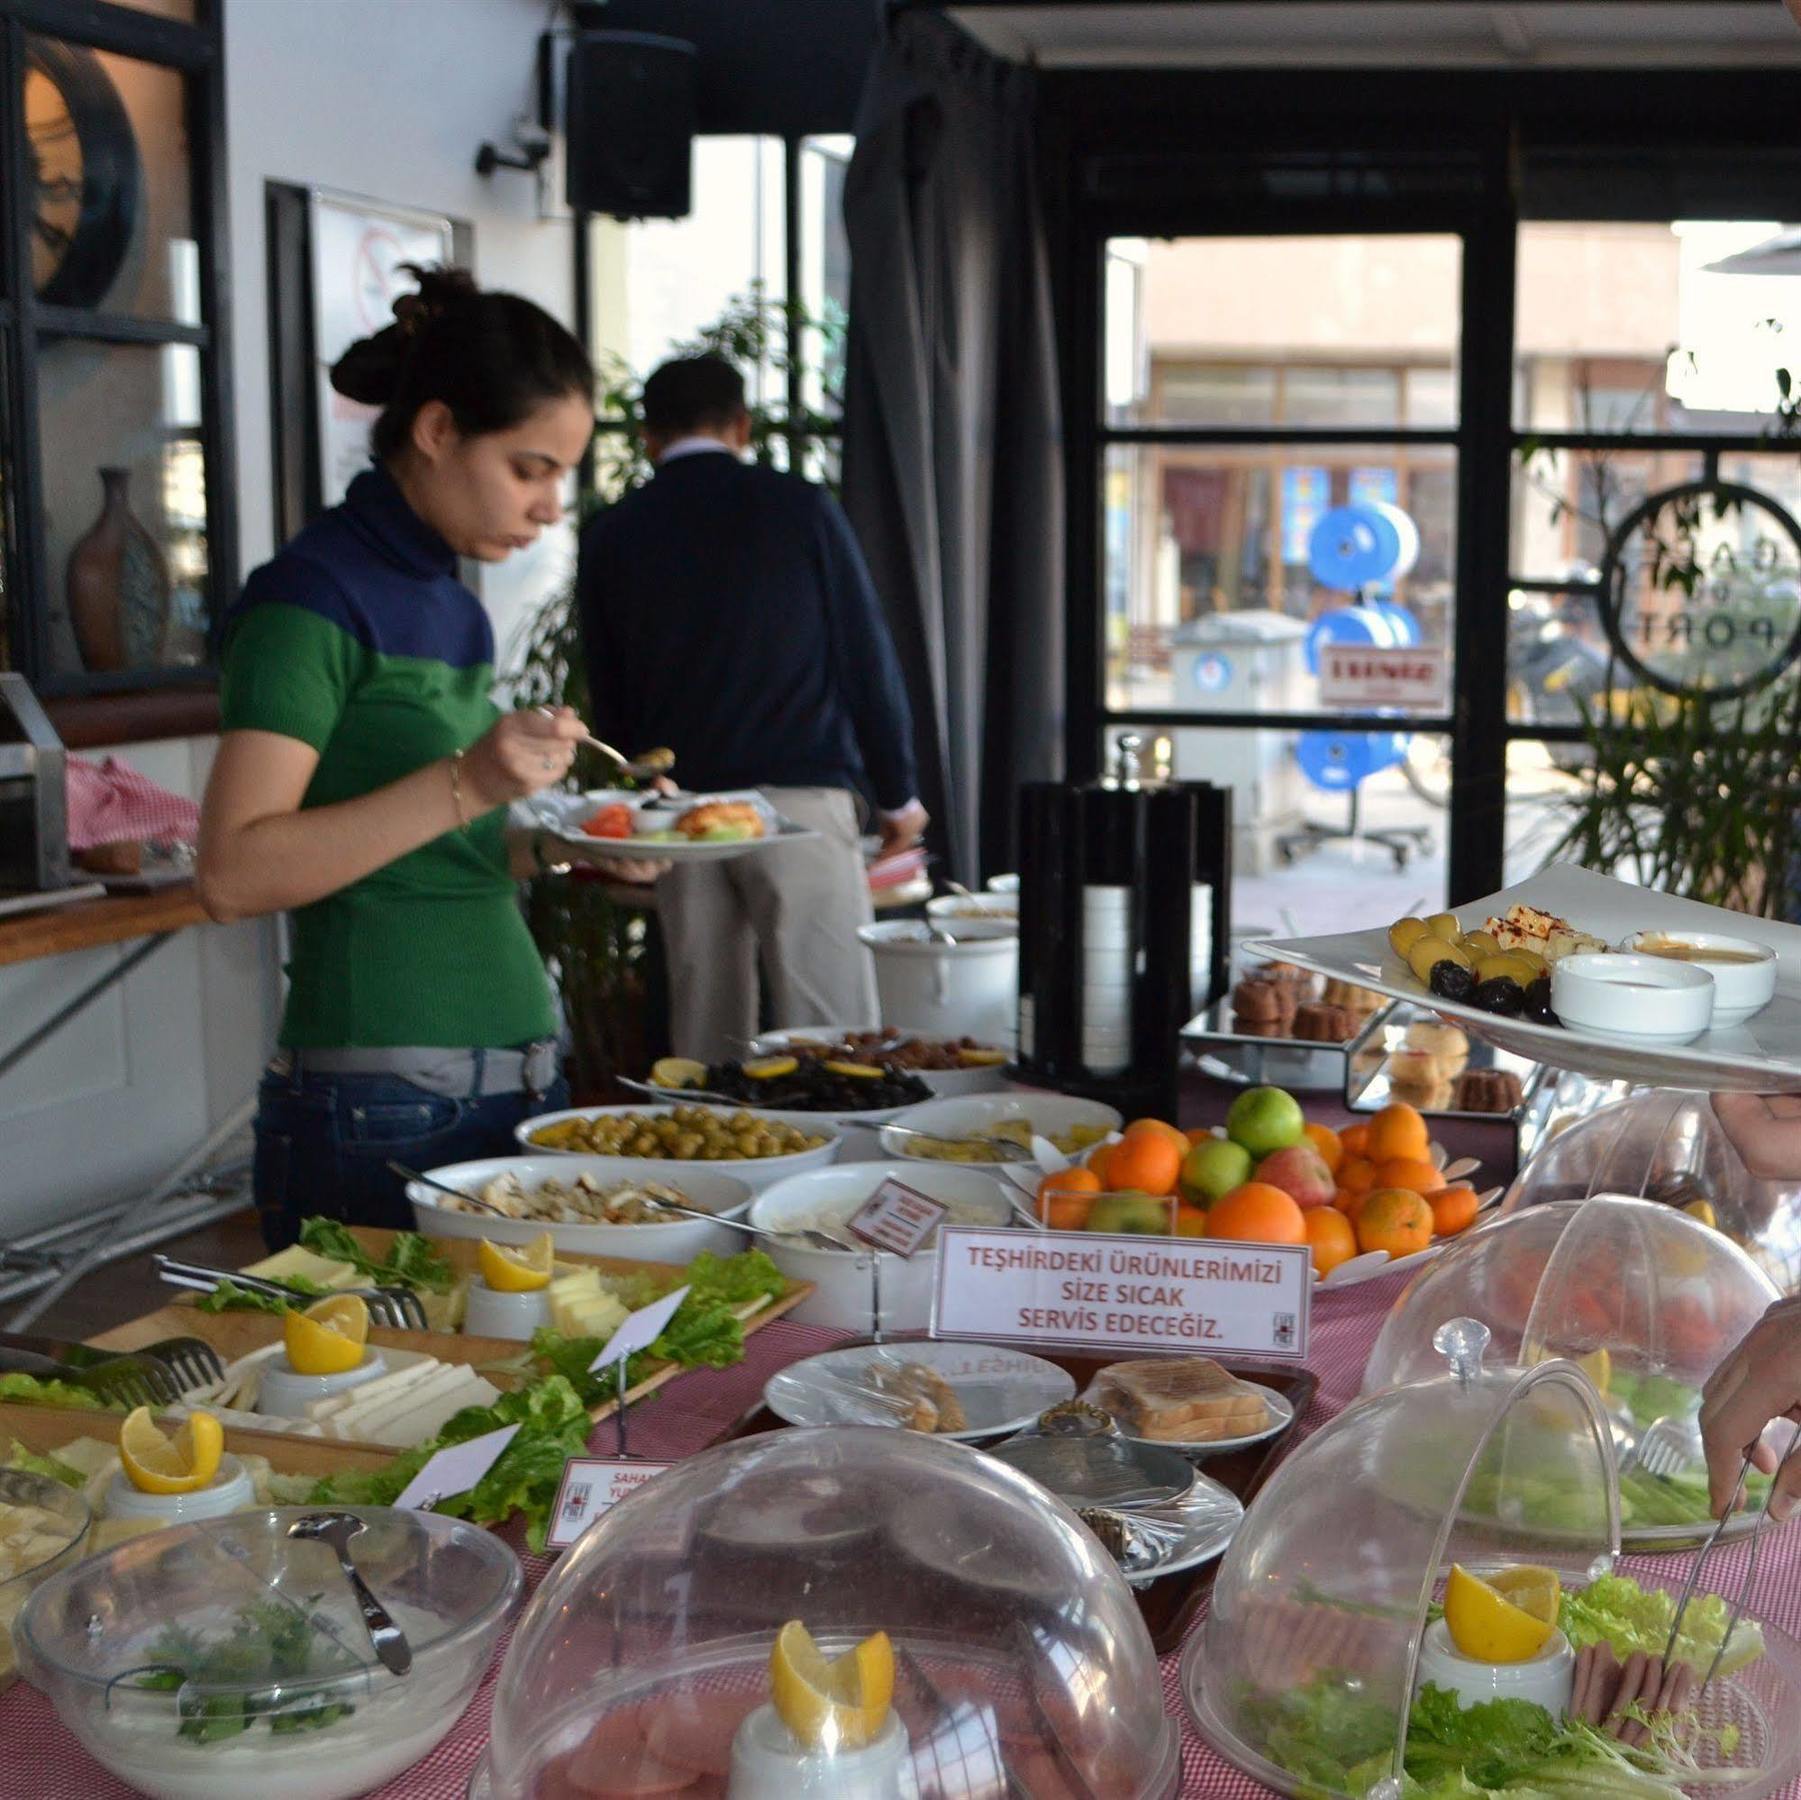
[1460,930,1500,957]
[1388,917,1430,957]
[1425,912,1462,940]
[1408,937,1473,983]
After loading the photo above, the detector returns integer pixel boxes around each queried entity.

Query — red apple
[1253,1144,1335,1210]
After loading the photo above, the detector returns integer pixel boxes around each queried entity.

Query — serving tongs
[1661,1420,1801,1696]
[0,1340,181,1408]
[154,1254,429,1331]
[0,1327,222,1396]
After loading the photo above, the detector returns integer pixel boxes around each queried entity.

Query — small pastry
[1292,1001,1355,1043]
[1453,1069,1525,1114]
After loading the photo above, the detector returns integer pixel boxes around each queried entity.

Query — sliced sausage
[1581,1643,1621,1726]
[1605,1650,1649,1739]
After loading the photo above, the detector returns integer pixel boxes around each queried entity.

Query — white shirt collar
[656,436,740,465]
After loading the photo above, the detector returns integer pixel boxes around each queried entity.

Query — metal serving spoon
[287,1512,412,1677]
[386,1161,509,1216]
[647,1197,858,1254]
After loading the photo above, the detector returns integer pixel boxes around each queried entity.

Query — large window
[583,134,850,491]
[0,0,232,714]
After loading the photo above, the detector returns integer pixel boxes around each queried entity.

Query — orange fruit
[1205,1182,1306,1246]
[1356,1187,1434,1259]
[1184,1127,1215,1148]
[1339,1122,1371,1158]
[1334,1187,1368,1222]
[1372,1157,1445,1197]
[1338,1156,1378,1197]
[1037,1167,1100,1231]
[1302,1122,1344,1175]
[1125,1119,1189,1154]
[1100,1130,1183,1197]
[1367,1103,1430,1165]
[1431,1184,1481,1238]
[1303,1207,1359,1277]
[1173,1204,1210,1238]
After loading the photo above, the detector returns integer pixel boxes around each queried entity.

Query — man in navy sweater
[577,356,926,1061]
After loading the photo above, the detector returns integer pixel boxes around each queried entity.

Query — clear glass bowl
[1182,1360,1801,1799]
[0,1468,91,1682]
[1363,1195,1780,1547]
[1502,1088,1801,1295]
[473,1425,1182,1799]
[16,1505,520,1800]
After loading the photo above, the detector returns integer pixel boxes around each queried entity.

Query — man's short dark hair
[641,355,748,436]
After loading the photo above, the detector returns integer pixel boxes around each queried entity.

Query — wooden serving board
[89,1227,814,1445]
[0,1400,392,1479]
[713,1347,1317,1656]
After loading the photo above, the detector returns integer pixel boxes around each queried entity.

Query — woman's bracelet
[448,749,470,829]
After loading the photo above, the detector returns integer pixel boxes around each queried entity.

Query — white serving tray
[1245,863,1801,1093]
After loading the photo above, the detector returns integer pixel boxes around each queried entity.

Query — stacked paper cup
[1082,884,1134,1074]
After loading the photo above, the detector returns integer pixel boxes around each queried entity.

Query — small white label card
[931,1226,1313,1360]
[546,1456,673,1550]
[846,1177,948,1258]
[588,1284,691,1373]
[394,1422,520,1512]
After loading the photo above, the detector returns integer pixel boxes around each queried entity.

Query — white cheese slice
[371,1373,502,1448]
[306,1356,441,1422]
[331,1364,473,1443]
[239,1246,363,1291]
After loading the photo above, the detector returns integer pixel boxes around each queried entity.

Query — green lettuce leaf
[2,1442,85,1486]
[0,1372,110,1411]
[194,1277,320,1315]
[1405,1687,1560,1789]
[1560,1573,1763,1677]
[297,1218,452,1293]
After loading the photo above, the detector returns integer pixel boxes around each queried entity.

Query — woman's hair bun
[328,264,479,406]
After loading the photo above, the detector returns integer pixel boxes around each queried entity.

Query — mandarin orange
[1303,1206,1359,1277]
[1302,1121,1344,1176]
[1100,1130,1183,1197]
[1367,1102,1430,1165]
[1205,1182,1306,1246]
[1339,1122,1371,1158]
[1356,1187,1434,1258]
[1430,1184,1481,1238]
[1372,1157,1445,1197]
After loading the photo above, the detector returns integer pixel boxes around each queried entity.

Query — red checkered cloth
[5,1299,1800,1798]
[63,754,199,851]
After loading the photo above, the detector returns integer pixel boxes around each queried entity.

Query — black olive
[1473,976,1527,1016]
[1524,975,1552,1013]
[1429,960,1478,1002]
[1527,1004,1560,1027]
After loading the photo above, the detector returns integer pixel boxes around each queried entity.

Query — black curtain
[840,9,1065,882]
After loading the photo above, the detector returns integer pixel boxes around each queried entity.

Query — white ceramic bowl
[750,1025,1012,1098]
[104,1456,256,1525]
[1550,952,1715,1043]
[986,873,1020,894]
[879,1092,1123,1164]
[1414,1618,1574,1717]
[463,1280,553,1342]
[747,1161,1017,1331]
[257,1350,388,1420]
[1619,929,1778,1024]
[408,1154,755,1259]
[513,1106,842,1194]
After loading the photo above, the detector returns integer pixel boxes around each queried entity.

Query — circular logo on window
[1191,652,1233,693]
[1599,480,1801,700]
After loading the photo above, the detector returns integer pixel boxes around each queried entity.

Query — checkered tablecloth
[4,1286,1797,1798]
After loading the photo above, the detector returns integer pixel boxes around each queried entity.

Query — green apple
[1180,1136,1253,1204]
[1225,1086,1305,1159]
[1085,1191,1174,1235]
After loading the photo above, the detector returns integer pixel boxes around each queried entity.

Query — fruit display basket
[1500,1089,1801,1297]
[1363,1195,1781,1548]
[1182,1354,1801,1800]
[470,1426,1185,1798]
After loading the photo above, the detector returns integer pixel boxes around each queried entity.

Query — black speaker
[565,31,696,219]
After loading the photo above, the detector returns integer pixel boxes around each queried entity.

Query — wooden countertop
[0,880,208,968]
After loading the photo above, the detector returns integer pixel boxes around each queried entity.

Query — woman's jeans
[252,1057,569,1250]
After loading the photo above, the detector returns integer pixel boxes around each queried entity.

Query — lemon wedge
[119,1406,225,1495]
[743,1056,798,1080]
[1444,1563,1561,1663]
[769,1620,894,1750]
[650,1056,708,1090]
[1576,1347,1612,1396]
[479,1232,555,1293]
[283,1294,369,1376]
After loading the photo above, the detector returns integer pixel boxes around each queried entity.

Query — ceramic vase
[66,467,170,671]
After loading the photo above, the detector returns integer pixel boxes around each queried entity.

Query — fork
[0,1329,223,1396]
[153,1256,429,1331]
[0,1343,179,1409]
[1622,1412,1703,1481]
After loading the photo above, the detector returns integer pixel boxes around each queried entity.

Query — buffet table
[4,1261,1797,1799]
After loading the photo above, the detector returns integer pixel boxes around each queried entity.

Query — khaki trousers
[660,787,879,1063]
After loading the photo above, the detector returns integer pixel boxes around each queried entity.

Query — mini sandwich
[676,801,766,842]
[1483,902,1606,963]
[1092,1358,1269,1443]
[865,1360,969,1434]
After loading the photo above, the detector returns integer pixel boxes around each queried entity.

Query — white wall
[0,0,583,1233]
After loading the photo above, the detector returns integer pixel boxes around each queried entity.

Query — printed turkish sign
[1318,643,1448,708]
[847,1178,949,1258]
[545,1457,673,1550]
[931,1226,1311,1359]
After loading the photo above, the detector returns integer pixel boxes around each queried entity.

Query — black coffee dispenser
[1015,757,1231,1121]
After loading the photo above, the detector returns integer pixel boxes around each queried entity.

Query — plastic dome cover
[1361,1196,1779,1543]
[474,1426,1182,1799]
[1501,1089,1801,1294]
[1184,1356,1620,1798]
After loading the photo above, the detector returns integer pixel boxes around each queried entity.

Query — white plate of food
[763,1340,1075,1442]
[1247,863,1801,1092]
[1085,1360,1297,1457]
[630,1051,933,1124]
[878,1093,1122,1164]
[749,1026,1015,1097]
[515,1104,841,1191]
[521,788,819,863]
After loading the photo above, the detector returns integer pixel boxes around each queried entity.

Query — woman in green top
[198,267,647,1248]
